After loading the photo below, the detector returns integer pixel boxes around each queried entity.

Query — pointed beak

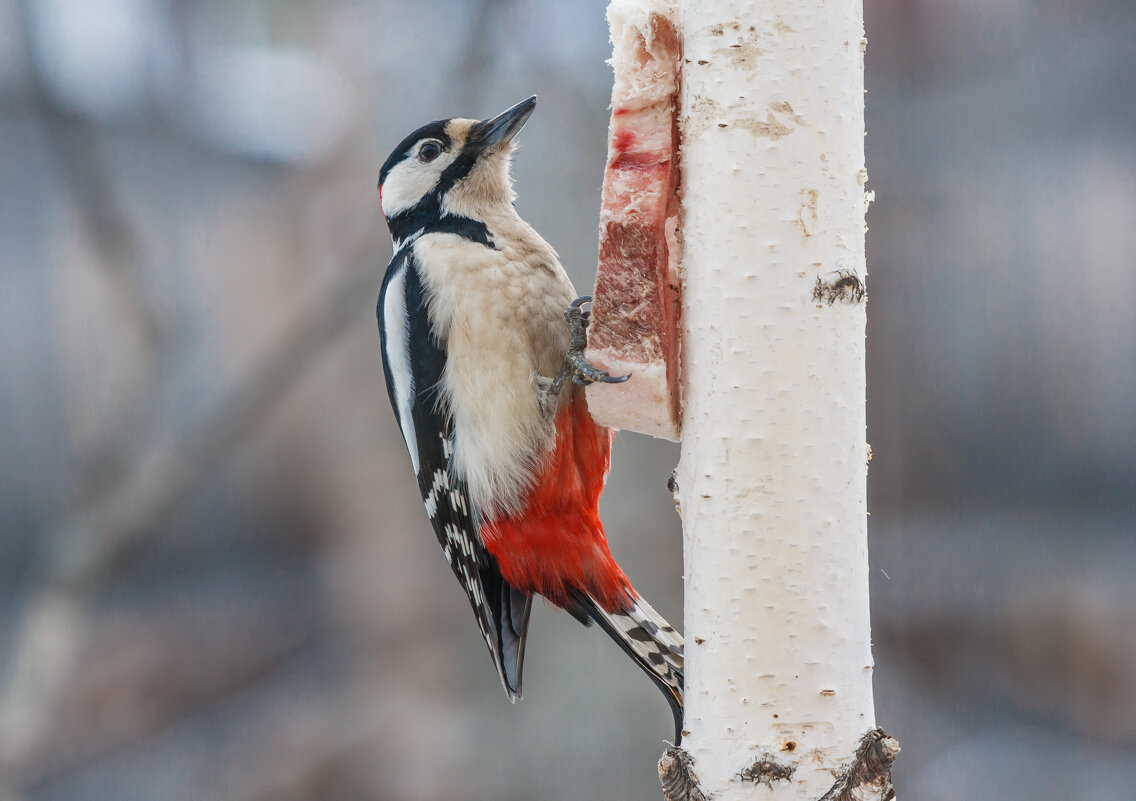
[473,96,537,150]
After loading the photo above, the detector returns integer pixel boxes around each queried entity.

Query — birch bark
[673,1,884,799]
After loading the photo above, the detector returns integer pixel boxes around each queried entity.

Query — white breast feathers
[413,229,575,519]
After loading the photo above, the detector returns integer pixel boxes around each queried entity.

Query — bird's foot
[547,297,630,405]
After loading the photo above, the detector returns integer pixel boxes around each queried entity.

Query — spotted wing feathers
[419,438,532,700]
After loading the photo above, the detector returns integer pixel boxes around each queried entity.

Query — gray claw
[545,297,632,412]
[567,350,628,387]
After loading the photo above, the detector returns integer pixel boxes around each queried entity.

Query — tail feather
[492,577,533,701]
[575,592,684,742]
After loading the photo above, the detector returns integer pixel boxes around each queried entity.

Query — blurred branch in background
[16,0,169,502]
[0,142,381,793]
[2,0,384,793]
[0,253,377,790]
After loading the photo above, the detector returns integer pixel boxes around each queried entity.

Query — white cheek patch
[380,150,456,217]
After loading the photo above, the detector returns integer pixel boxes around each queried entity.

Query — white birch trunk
[673,1,886,799]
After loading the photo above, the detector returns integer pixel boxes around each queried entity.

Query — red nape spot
[613,106,632,117]
[614,128,637,152]
[481,396,631,613]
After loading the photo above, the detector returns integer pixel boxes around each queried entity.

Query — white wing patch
[382,261,419,474]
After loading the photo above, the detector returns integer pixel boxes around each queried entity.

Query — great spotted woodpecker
[376,96,683,739]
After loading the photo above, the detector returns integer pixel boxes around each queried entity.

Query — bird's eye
[418,142,442,163]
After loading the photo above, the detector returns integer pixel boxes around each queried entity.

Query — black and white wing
[377,246,533,699]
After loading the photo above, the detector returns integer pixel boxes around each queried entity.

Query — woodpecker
[376,96,683,739]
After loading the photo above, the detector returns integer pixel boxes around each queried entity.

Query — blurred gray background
[1,0,1134,799]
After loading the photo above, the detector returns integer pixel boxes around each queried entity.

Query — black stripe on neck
[388,193,493,249]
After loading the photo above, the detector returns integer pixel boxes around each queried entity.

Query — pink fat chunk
[586,1,682,441]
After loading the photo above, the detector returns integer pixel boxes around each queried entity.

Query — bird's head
[377,96,536,237]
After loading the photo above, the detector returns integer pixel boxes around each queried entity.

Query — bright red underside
[481,395,632,614]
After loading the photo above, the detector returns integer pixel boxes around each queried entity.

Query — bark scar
[663,745,704,799]
[738,753,795,787]
[812,269,865,305]
[819,728,901,801]
[797,188,819,239]
[659,745,707,801]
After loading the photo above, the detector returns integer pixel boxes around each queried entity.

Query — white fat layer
[583,355,679,441]
[412,213,575,519]
[382,261,419,473]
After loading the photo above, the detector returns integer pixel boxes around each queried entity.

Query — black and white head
[377,96,536,242]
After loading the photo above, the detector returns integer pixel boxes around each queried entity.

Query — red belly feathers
[481,394,633,614]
